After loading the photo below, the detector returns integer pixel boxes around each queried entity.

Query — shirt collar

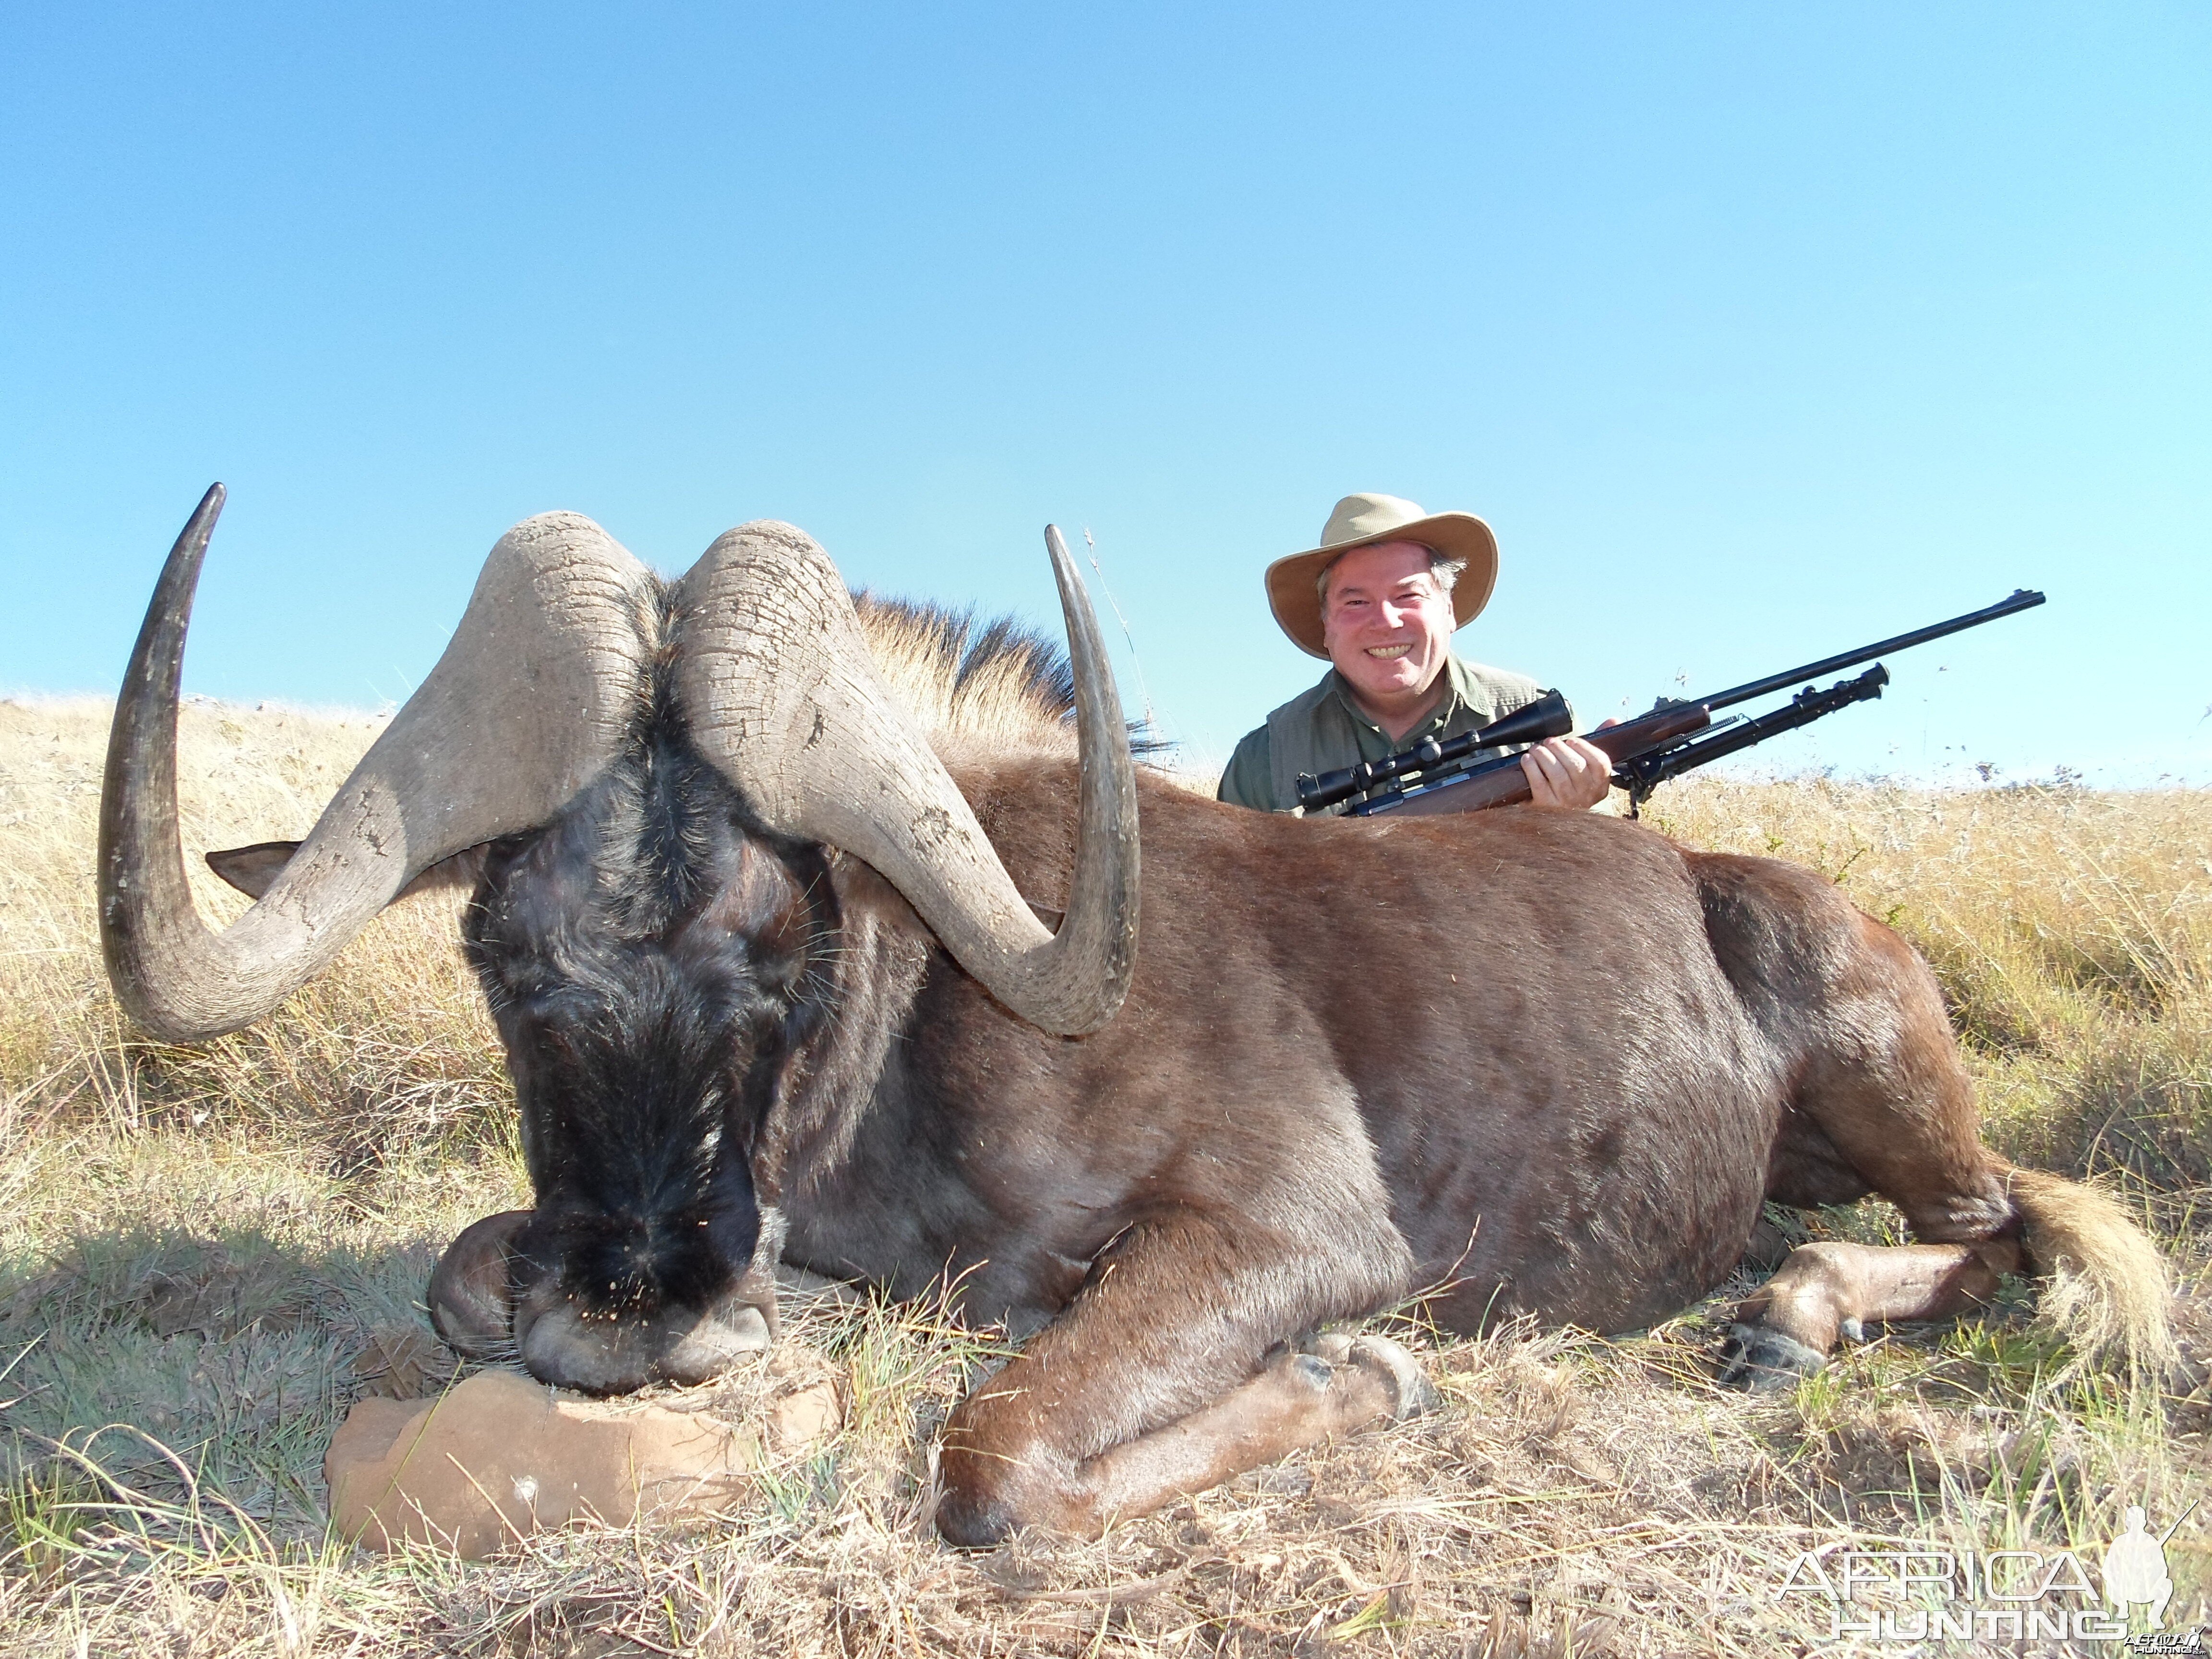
[1324,655,1473,740]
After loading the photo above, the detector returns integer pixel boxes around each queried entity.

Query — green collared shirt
[1216,655,1546,813]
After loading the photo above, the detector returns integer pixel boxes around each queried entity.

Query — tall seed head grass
[1643,777,2212,1208]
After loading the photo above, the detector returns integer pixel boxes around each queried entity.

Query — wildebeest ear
[206,841,490,902]
[204,840,301,900]
[397,845,490,899]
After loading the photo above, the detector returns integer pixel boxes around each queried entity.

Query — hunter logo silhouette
[2103,1501,2196,1630]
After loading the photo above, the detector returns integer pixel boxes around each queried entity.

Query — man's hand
[1520,732,1614,810]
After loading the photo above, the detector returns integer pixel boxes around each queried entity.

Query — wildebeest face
[433,738,827,1393]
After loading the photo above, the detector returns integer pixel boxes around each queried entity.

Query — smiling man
[1217,493,1612,814]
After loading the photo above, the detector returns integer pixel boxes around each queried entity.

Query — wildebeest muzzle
[427,1207,782,1393]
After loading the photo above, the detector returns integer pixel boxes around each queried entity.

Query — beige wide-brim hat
[1265,493,1499,659]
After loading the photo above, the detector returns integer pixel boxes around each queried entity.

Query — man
[1218,493,1612,814]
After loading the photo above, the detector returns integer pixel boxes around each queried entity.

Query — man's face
[1319,540,1456,709]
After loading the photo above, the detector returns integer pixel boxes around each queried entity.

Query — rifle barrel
[1702,589,2044,713]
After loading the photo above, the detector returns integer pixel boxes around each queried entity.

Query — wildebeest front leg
[1719,1237,2021,1386]
[934,1216,1421,1545]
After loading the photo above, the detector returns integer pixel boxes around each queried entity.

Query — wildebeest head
[99,488,1139,1392]
[432,715,814,1392]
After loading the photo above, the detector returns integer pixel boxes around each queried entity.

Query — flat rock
[325,1368,837,1558]
[770,1380,842,1447]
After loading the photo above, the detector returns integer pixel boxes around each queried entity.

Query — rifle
[1293,589,2046,818]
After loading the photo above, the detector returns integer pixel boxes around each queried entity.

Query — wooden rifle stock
[1357,701,1713,818]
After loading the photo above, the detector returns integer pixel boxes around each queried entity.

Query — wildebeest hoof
[1348,1334,1441,1420]
[1716,1322,1827,1390]
[428,1210,530,1359]
[1289,1329,1437,1419]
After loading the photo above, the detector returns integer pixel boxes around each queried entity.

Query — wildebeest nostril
[655,1301,772,1385]
[427,1209,531,1359]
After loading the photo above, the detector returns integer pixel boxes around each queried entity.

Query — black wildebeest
[101,488,2171,1545]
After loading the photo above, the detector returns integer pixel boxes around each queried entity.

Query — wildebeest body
[782,763,1778,1342]
[453,738,2092,1544]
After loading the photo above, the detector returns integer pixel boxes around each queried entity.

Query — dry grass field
[0,694,2205,1656]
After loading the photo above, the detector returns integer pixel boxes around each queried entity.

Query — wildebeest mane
[851,593,1076,754]
[851,592,1167,768]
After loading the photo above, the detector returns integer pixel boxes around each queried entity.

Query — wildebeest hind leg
[1726,903,2020,1385]
[1719,1237,2020,1386]
[933,1214,1419,1545]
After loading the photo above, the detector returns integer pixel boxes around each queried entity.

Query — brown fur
[748,759,2171,1539]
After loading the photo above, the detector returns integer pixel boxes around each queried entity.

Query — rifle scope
[1295,689,1575,812]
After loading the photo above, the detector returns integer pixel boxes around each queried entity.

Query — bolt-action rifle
[1293,589,2046,819]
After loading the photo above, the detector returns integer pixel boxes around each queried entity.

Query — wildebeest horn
[100,488,657,1043]
[674,522,1140,1036]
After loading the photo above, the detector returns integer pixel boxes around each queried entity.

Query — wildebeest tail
[2001,1163,2175,1377]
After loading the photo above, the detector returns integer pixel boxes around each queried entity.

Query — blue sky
[5,4,2207,786]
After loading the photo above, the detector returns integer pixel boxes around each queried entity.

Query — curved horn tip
[100,482,653,1048]
[175,483,228,565]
